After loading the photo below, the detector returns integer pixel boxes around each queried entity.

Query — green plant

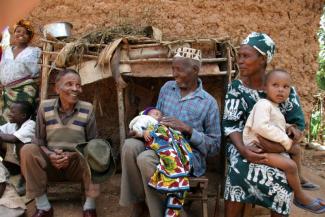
[317,6,325,90]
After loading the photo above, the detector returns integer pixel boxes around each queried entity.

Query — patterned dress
[223,79,305,215]
[0,46,41,123]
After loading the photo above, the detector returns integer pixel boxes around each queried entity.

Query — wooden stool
[47,181,84,202]
[187,177,209,217]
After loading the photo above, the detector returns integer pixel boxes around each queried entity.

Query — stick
[120,58,227,64]
[41,51,99,59]
[40,42,53,100]
[226,46,232,83]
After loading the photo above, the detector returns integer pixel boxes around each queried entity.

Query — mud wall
[27,0,324,146]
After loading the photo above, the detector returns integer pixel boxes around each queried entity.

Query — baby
[243,69,325,213]
[129,107,162,142]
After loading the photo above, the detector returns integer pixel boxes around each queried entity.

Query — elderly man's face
[55,73,82,105]
[172,58,198,90]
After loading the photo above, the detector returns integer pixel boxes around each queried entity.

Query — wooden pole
[40,42,53,100]
[111,47,127,151]
[226,46,232,83]
[41,50,98,59]
[120,57,227,64]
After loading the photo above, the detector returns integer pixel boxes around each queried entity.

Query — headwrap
[241,32,275,63]
[13,19,34,39]
[140,107,156,115]
[174,47,202,62]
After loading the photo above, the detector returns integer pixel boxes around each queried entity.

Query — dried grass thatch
[55,25,160,68]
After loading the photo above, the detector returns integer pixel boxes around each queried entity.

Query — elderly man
[120,47,221,217]
[20,69,99,217]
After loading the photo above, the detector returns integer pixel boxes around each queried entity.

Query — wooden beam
[40,42,53,100]
[120,57,227,64]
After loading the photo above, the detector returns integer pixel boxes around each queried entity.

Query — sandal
[301,182,320,191]
[293,198,325,214]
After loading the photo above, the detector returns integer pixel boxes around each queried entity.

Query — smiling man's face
[55,72,82,106]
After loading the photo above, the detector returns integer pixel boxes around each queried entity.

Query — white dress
[129,115,158,137]
[0,46,41,86]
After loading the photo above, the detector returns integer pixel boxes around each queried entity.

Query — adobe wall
[27,0,324,146]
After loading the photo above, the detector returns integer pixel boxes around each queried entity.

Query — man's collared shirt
[33,98,97,146]
[157,80,221,177]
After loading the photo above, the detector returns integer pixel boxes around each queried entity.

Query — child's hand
[286,126,303,144]
[143,130,152,142]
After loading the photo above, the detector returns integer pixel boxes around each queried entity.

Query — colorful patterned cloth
[146,124,193,217]
[241,32,275,63]
[0,79,37,124]
[223,79,305,215]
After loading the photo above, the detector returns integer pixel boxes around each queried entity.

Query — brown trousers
[20,143,90,199]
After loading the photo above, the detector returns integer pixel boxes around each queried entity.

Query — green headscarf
[241,32,275,63]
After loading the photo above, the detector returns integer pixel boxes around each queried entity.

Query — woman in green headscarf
[223,32,325,216]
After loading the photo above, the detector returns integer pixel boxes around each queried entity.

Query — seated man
[120,47,221,217]
[21,69,99,217]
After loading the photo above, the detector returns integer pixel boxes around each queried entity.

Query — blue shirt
[156,80,221,177]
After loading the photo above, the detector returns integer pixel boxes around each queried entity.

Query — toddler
[243,69,325,213]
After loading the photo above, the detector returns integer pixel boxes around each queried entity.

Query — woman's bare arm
[229,132,267,163]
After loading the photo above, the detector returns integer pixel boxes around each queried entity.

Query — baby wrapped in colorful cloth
[129,107,163,141]
[129,107,193,217]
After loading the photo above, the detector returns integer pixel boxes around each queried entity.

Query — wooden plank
[40,42,53,100]
[120,57,227,64]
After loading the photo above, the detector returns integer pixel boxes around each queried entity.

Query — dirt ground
[22,147,325,217]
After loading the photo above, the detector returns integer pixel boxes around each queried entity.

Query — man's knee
[122,138,144,157]
[136,150,158,170]
[20,144,40,160]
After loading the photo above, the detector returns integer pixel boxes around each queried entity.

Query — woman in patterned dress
[223,32,325,217]
[0,20,40,123]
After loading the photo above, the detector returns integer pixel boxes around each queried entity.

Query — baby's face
[265,71,291,104]
[148,109,162,121]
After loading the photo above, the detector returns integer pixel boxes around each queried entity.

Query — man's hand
[48,150,67,169]
[257,135,286,153]
[286,126,303,144]
[48,149,76,169]
[160,117,192,135]
[242,145,268,164]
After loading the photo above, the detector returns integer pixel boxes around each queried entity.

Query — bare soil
[23,147,325,217]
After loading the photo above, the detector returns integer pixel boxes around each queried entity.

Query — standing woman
[0,20,41,123]
[223,32,324,217]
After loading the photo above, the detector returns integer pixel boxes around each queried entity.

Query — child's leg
[287,144,304,182]
[264,153,314,205]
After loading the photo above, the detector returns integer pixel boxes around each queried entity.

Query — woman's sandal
[301,182,320,191]
[293,198,325,214]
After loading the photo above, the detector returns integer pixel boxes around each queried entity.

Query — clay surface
[27,0,324,145]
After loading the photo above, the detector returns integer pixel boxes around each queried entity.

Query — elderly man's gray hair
[55,69,80,84]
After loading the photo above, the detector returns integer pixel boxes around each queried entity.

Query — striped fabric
[41,98,93,150]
